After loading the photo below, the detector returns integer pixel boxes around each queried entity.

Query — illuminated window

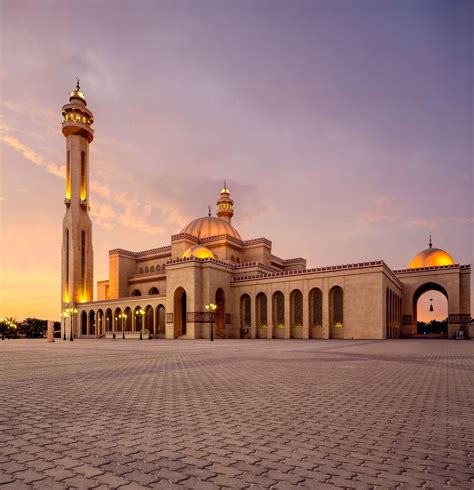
[81,230,86,297]
[82,116,86,124]
[80,151,87,200]
[65,228,69,300]
[66,150,71,198]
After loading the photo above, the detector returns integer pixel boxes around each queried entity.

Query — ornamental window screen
[333,287,343,324]
[274,292,284,325]
[311,289,322,326]
[292,290,303,326]
[257,293,267,326]
[241,295,251,327]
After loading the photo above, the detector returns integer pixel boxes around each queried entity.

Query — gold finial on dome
[221,181,230,195]
[429,234,432,248]
[217,181,234,224]
[70,76,86,104]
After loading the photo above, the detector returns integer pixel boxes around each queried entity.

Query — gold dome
[182,245,215,259]
[181,216,241,240]
[409,244,455,269]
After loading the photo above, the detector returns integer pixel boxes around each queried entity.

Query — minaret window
[66,150,71,199]
[81,230,86,297]
[80,151,87,200]
[65,228,69,302]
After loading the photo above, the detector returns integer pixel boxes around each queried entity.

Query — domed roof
[182,245,215,259]
[181,216,241,240]
[409,241,455,269]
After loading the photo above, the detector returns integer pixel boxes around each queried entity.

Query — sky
[0,0,472,322]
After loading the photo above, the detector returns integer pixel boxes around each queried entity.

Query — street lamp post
[135,308,145,340]
[205,303,217,341]
[67,306,78,341]
[119,312,127,339]
[60,311,69,340]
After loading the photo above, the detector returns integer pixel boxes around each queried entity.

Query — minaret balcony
[64,198,71,208]
[62,121,94,143]
[80,199,88,209]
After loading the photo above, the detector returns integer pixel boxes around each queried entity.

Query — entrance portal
[174,287,187,337]
[215,288,225,338]
[413,283,448,337]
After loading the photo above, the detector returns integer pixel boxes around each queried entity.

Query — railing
[105,330,150,339]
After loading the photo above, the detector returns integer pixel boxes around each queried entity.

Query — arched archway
[81,311,87,336]
[131,289,141,296]
[412,282,448,337]
[114,307,122,335]
[105,308,113,333]
[309,288,323,339]
[290,289,303,339]
[156,304,166,337]
[329,286,344,339]
[215,288,225,338]
[133,306,144,333]
[89,310,96,336]
[124,306,132,332]
[148,287,159,295]
[174,287,187,337]
[145,305,153,336]
[240,294,251,334]
[273,291,285,339]
[96,309,103,336]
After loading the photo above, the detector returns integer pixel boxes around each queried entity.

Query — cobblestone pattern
[0,339,473,489]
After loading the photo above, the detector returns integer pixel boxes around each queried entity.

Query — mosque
[60,84,471,340]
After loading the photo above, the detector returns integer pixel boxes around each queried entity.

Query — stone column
[250,295,257,339]
[267,293,273,339]
[47,320,55,343]
[302,283,309,340]
[284,290,290,340]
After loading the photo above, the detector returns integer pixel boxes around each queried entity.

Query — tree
[19,318,47,338]
[0,317,19,339]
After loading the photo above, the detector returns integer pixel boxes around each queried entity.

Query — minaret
[61,80,94,334]
[216,181,234,224]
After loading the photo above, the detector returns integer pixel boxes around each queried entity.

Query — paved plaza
[0,339,473,489]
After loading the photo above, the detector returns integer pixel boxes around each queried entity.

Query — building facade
[60,87,471,340]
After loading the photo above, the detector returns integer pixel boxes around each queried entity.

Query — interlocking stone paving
[0,339,473,489]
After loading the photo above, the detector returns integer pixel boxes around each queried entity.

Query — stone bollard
[47,320,55,343]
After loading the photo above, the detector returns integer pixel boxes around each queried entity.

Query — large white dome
[181,216,241,240]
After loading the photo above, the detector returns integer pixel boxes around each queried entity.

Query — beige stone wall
[97,281,109,301]
[108,253,136,299]
[128,279,166,297]
[231,265,391,340]
[241,242,272,266]
[460,269,471,315]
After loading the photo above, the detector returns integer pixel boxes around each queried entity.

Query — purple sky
[0,0,472,320]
